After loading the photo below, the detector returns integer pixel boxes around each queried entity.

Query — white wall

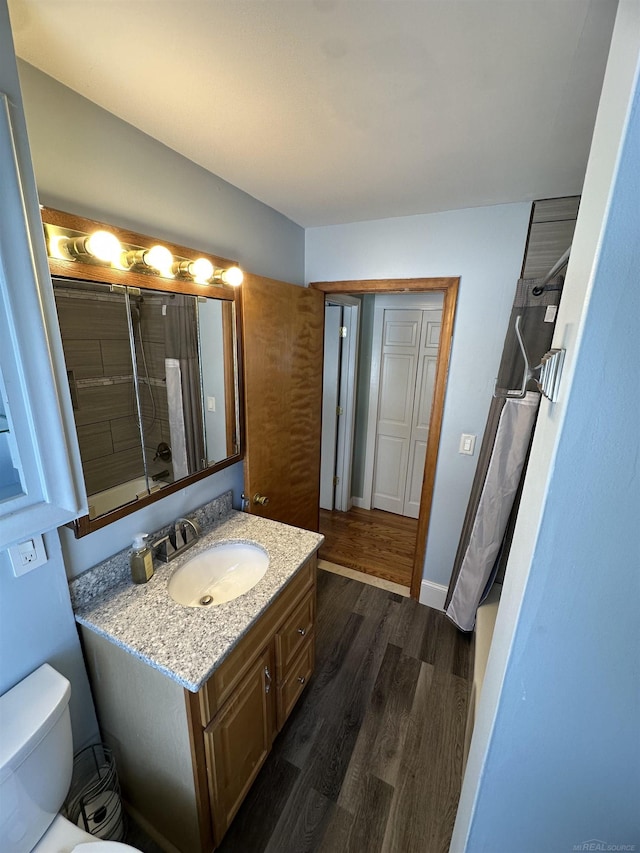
[306,203,531,599]
[452,3,640,848]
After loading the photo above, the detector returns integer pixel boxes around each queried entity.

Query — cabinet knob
[297,627,306,636]
[297,676,306,685]
[253,493,270,506]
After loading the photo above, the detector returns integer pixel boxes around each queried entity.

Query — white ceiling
[8,0,617,228]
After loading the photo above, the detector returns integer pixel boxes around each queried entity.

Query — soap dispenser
[130,533,154,584]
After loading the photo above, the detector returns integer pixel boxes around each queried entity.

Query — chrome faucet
[151,516,200,563]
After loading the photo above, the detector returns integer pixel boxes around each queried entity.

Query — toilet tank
[0,664,73,853]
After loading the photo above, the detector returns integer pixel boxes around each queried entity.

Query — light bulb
[191,257,214,283]
[144,245,174,277]
[48,234,70,260]
[220,266,243,287]
[85,230,122,263]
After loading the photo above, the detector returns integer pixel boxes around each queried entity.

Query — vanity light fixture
[42,210,243,288]
[124,245,175,277]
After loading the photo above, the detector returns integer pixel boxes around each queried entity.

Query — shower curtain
[445,274,564,632]
[164,296,205,479]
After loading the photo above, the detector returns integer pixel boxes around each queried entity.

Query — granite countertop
[70,493,323,693]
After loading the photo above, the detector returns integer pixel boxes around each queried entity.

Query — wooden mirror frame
[42,207,245,537]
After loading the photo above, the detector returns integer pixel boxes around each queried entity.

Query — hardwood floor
[319,507,418,587]
[218,568,472,853]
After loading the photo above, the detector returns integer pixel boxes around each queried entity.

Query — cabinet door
[0,81,85,547]
[204,647,274,841]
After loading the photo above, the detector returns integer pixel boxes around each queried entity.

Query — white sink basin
[168,541,269,607]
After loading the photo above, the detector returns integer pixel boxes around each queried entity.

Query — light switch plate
[459,433,476,455]
[8,534,48,576]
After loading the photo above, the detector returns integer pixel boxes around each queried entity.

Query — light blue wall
[0,1,98,748]
[306,204,531,594]
[17,61,304,286]
[15,61,307,578]
[0,533,98,750]
[453,4,640,847]
[463,56,640,851]
[1,27,306,762]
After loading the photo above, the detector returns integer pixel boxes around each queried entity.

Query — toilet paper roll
[76,790,123,840]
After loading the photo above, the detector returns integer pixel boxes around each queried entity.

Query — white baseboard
[351,496,369,509]
[419,579,448,611]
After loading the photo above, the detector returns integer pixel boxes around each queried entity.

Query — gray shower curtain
[444,275,564,631]
[164,295,205,477]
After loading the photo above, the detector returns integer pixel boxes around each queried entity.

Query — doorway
[311,277,459,599]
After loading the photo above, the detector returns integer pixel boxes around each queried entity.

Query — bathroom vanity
[70,494,322,852]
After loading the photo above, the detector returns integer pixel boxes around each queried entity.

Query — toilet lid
[74,843,140,852]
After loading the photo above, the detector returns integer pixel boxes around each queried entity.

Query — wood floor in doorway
[218,568,471,853]
[319,507,418,587]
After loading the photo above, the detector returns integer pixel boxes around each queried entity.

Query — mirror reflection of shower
[128,299,157,437]
[52,277,235,522]
[127,294,174,491]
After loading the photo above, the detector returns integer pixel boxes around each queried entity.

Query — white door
[403,310,441,517]
[371,307,441,518]
[319,305,342,510]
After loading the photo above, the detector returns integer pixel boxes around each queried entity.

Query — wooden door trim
[310,277,459,600]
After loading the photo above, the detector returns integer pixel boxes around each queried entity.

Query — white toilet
[0,663,141,853]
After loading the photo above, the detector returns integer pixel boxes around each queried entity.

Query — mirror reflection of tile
[54,281,234,520]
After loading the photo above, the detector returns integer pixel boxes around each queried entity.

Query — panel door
[403,311,441,518]
[371,309,422,514]
[242,273,325,531]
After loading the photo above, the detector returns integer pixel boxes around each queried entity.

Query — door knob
[253,493,270,506]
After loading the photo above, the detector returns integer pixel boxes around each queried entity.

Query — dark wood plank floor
[218,568,471,853]
[319,507,419,587]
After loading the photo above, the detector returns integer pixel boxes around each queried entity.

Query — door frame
[310,277,459,600]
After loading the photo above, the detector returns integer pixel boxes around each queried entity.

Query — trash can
[65,743,125,841]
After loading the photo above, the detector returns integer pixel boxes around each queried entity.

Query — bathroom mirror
[42,207,243,536]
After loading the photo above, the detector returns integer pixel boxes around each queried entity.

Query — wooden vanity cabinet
[187,555,317,848]
[80,555,316,853]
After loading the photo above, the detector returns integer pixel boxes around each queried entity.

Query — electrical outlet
[8,534,48,576]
